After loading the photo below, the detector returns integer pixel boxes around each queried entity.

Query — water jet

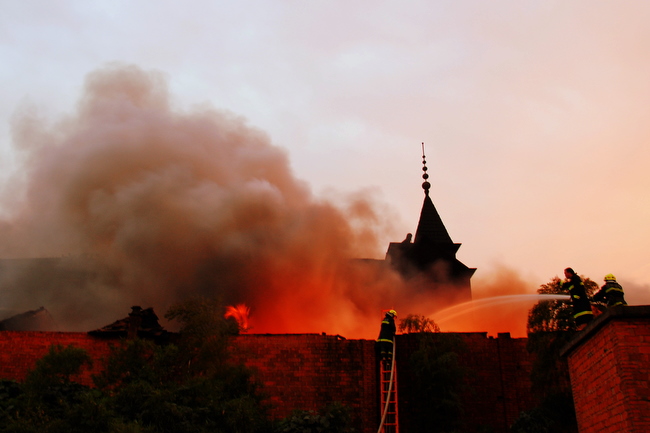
[432,294,570,324]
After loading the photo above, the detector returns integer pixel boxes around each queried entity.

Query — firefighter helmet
[388,310,397,317]
[604,273,616,281]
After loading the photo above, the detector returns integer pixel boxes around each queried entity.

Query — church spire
[421,142,431,196]
[383,142,475,304]
[414,143,453,245]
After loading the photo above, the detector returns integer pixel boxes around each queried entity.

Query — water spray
[433,294,570,324]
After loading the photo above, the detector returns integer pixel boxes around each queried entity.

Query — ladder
[379,359,399,433]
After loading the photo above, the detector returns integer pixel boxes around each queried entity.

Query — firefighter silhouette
[376,310,397,363]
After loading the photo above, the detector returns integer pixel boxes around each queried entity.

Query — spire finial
[421,142,430,196]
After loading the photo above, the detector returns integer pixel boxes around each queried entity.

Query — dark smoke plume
[0,64,413,337]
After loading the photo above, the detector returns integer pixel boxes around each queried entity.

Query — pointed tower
[385,144,475,305]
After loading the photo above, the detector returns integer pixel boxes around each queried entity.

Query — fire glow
[225,304,250,332]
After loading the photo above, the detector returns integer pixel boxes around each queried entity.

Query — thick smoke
[0,64,416,337]
[0,64,561,338]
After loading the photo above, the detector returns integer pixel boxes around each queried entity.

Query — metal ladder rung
[379,360,399,432]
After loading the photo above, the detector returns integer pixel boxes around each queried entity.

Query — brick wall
[230,334,378,433]
[562,305,650,433]
[0,330,537,433]
[396,332,537,433]
[231,332,537,433]
[0,331,113,386]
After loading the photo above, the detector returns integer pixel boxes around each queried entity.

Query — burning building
[2,65,649,433]
[0,146,476,334]
[386,149,475,304]
[0,65,479,336]
[359,147,476,312]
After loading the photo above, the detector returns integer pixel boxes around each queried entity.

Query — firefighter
[376,310,397,364]
[563,268,594,330]
[593,274,627,307]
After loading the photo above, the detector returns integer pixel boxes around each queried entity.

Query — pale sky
[2,0,650,308]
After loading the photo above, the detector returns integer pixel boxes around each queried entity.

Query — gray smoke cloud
[0,63,413,336]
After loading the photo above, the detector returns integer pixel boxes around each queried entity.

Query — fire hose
[377,337,396,433]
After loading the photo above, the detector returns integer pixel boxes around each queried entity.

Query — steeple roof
[414,193,453,245]
[382,143,474,305]
[414,144,453,245]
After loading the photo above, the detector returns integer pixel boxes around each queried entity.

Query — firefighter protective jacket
[593,281,627,307]
[563,275,594,325]
[376,314,396,344]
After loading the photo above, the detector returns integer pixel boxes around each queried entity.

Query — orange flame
[224,304,250,332]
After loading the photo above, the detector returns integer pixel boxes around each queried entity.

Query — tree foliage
[527,276,599,333]
[0,298,274,433]
[94,338,178,390]
[275,402,355,433]
[24,344,93,390]
[164,297,240,377]
[398,314,440,333]
[510,273,598,433]
[510,406,553,433]
[398,314,467,433]
[1,346,109,433]
[409,333,468,433]
[0,298,361,433]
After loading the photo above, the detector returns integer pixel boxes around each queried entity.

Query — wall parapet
[561,305,650,358]
[561,305,650,433]
[0,330,538,432]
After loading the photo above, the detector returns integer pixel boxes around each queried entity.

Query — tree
[97,297,270,433]
[24,344,93,390]
[398,314,440,333]
[1,345,112,433]
[527,276,599,333]
[274,402,356,433]
[94,338,170,389]
[511,273,598,433]
[0,298,272,433]
[527,274,599,401]
[164,296,240,377]
[399,314,467,433]
[510,407,553,433]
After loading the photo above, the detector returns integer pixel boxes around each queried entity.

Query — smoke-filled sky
[2,1,650,337]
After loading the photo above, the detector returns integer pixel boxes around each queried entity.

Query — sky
[2,1,650,335]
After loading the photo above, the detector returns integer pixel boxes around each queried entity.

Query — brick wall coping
[238,331,524,341]
[237,333,349,339]
[239,331,519,341]
[560,305,650,357]
[0,331,90,336]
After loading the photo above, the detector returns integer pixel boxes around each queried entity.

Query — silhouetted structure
[0,307,57,331]
[384,146,475,306]
[88,305,170,342]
